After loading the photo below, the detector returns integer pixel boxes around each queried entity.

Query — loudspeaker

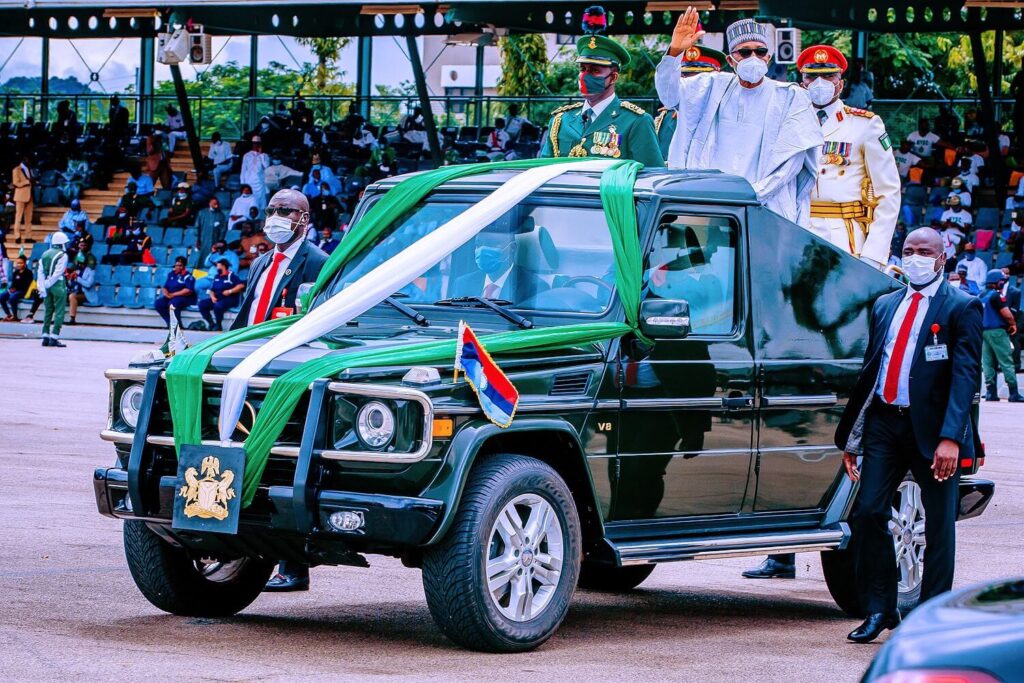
[157,29,188,65]
[775,28,801,65]
[189,28,212,65]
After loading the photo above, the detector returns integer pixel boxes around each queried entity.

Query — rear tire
[578,563,655,592]
[421,454,581,652]
[123,520,274,617]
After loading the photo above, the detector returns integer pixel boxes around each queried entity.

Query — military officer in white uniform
[799,45,901,268]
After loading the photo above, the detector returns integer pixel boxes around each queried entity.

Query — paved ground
[1,338,1021,682]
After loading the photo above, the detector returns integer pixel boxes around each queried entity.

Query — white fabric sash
[218,159,615,440]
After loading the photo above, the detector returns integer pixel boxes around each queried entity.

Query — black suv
[95,168,994,652]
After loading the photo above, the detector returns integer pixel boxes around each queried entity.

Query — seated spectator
[128,167,155,198]
[998,131,1011,156]
[58,199,89,234]
[893,140,921,183]
[947,176,972,208]
[198,258,245,331]
[161,183,195,228]
[315,226,339,255]
[191,171,216,208]
[229,184,258,230]
[99,205,132,241]
[118,182,153,220]
[949,267,978,295]
[165,105,187,151]
[116,223,153,266]
[965,142,986,177]
[146,131,172,189]
[196,197,229,255]
[154,256,196,326]
[309,154,341,194]
[59,156,90,203]
[340,102,365,135]
[960,241,988,289]
[352,124,377,150]
[207,132,234,188]
[940,194,973,231]
[303,168,326,199]
[266,157,302,190]
[956,158,981,192]
[240,223,270,268]
[292,98,314,131]
[311,183,342,231]
[203,240,240,273]
[908,117,942,160]
[941,220,967,269]
[0,255,32,321]
[487,118,512,161]
[964,109,984,138]
[66,243,98,324]
[505,104,532,142]
[68,220,93,257]
[401,106,429,150]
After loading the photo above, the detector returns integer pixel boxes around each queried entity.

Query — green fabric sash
[165,158,645,507]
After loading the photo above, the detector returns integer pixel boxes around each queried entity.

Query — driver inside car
[453,230,549,303]
[646,222,728,334]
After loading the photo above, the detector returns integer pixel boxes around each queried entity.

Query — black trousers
[852,403,960,614]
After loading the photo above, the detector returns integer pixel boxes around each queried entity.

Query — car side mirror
[639,299,691,339]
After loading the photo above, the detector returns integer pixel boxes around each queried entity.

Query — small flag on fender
[454,321,519,428]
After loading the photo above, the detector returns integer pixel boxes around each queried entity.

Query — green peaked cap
[576,34,631,67]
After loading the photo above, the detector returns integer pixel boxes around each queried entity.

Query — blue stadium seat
[224,228,242,244]
[154,189,172,206]
[107,244,126,258]
[186,249,201,269]
[89,224,106,243]
[924,206,944,223]
[132,266,156,286]
[154,266,173,285]
[117,285,141,308]
[168,247,188,264]
[215,191,232,209]
[98,285,120,307]
[163,228,184,246]
[237,268,250,282]
[975,208,999,230]
[112,265,134,286]
[95,265,115,285]
[182,228,198,246]
[91,243,108,259]
[153,247,175,265]
[146,226,165,244]
[101,205,117,218]
[139,287,159,308]
[31,243,47,260]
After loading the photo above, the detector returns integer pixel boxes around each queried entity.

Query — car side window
[643,214,737,335]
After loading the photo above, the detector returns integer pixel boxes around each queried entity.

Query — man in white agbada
[655,9,822,224]
[240,135,270,210]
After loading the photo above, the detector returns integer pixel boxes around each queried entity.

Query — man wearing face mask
[654,45,726,159]
[798,45,901,268]
[540,6,663,167]
[240,135,270,210]
[835,227,983,643]
[657,9,822,224]
[454,231,549,303]
[231,189,328,331]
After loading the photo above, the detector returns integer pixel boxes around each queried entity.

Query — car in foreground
[861,578,1024,683]
[94,165,994,651]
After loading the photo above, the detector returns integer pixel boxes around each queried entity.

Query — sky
[0,35,415,92]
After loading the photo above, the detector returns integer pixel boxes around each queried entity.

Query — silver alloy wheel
[193,557,248,582]
[486,493,564,622]
[889,480,926,595]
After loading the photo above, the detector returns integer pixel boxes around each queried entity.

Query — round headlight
[356,401,395,450]
[119,384,145,430]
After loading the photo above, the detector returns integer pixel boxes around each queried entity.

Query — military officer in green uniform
[38,231,70,347]
[540,6,663,167]
[654,45,727,158]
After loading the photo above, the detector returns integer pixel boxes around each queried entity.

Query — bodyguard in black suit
[230,189,328,331]
[835,228,983,643]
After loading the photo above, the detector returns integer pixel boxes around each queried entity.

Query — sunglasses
[264,206,302,218]
[733,47,770,58]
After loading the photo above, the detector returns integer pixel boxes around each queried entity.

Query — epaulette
[551,102,584,115]
[844,105,875,118]
[620,100,647,115]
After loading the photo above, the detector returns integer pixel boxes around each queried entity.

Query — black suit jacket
[452,266,549,303]
[835,279,983,461]
[230,240,328,329]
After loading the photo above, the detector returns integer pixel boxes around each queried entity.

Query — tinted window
[644,214,737,335]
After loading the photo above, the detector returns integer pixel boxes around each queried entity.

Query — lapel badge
[285,268,292,276]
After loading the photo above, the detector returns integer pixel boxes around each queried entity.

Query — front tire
[123,520,274,617]
[822,477,926,617]
[422,454,582,652]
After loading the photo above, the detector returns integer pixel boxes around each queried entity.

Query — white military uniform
[807,99,901,267]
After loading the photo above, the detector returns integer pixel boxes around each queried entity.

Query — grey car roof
[366,168,758,205]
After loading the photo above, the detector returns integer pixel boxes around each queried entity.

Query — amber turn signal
[432,418,454,438]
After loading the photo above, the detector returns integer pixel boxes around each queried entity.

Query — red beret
[797,45,848,75]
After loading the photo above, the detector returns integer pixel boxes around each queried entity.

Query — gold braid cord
[654,109,668,134]
[549,112,564,157]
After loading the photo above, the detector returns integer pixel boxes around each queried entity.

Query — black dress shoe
[41,336,51,347]
[50,339,66,348]
[264,573,310,592]
[848,611,901,643]
[742,557,796,579]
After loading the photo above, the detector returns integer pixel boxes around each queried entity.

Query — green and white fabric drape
[166,157,644,507]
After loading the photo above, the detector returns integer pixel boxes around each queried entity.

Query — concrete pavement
[0,338,1020,682]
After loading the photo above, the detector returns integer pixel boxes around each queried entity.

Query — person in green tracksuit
[540,6,663,168]
[38,231,70,348]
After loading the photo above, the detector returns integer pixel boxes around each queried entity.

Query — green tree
[296,37,352,92]
[498,34,551,97]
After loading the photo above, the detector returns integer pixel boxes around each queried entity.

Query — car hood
[867,578,1024,677]
[206,326,609,381]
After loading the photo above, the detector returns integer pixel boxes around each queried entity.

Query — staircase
[5,141,210,259]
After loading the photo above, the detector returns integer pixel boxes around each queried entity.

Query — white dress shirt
[209,140,233,166]
[482,267,512,299]
[247,238,302,326]
[581,94,614,126]
[875,276,943,406]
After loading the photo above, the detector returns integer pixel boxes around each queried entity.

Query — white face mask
[807,77,837,107]
[1013,224,1022,233]
[902,254,940,286]
[735,55,769,83]
[264,215,296,245]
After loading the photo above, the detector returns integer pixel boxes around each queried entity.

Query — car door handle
[722,395,753,409]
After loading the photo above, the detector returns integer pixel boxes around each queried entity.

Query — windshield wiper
[384,296,429,327]
[434,296,533,329]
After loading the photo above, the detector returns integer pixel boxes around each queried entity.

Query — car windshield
[320,197,617,315]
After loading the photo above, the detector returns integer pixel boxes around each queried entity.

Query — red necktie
[882,292,923,404]
[253,252,286,324]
